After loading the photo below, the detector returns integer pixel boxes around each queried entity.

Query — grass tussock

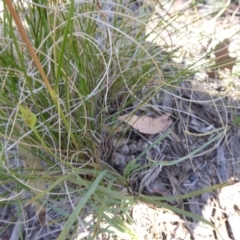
[0,0,240,239]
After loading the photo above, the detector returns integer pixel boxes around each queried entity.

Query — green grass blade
[57,170,108,240]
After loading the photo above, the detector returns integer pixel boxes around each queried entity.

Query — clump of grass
[0,0,236,239]
[0,0,165,238]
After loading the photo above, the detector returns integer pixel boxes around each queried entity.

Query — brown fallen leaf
[214,39,236,71]
[207,39,237,79]
[206,70,217,79]
[118,113,172,135]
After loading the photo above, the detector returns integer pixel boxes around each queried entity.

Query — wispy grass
[0,0,236,239]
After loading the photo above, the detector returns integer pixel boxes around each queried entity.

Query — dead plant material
[207,70,217,79]
[118,113,172,135]
[214,39,237,71]
[207,39,237,79]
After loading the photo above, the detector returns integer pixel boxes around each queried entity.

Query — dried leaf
[207,39,237,79]
[214,39,236,71]
[118,113,172,135]
[206,70,217,79]
[228,3,240,15]
[214,39,230,59]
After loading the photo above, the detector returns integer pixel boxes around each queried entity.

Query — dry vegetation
[1,0,240,239]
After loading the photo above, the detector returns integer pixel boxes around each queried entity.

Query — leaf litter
[118,113,172,135]
[99,6,240,240]
[1,1,240,240]
[101,75,240,239]
[207,38,237,79]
